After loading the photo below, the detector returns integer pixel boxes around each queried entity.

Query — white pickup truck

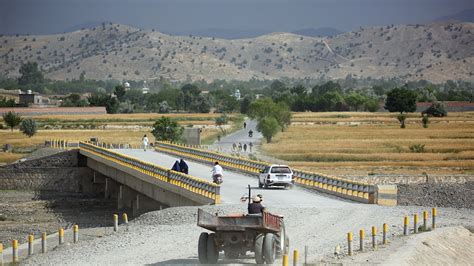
[258,165,294,189]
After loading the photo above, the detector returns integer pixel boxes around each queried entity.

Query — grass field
[0,113,242,164]
[262,112,474,176]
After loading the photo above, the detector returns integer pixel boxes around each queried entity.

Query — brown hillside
[0,22,472,83]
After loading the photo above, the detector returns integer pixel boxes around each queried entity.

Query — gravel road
[23,121,474,265]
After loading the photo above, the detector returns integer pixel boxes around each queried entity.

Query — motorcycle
[212,174,223,185]
[248,130,253,138]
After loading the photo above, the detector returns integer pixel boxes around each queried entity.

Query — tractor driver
[248,195,264,214]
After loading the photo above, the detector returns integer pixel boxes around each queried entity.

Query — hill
[291,27,344,37]
[0,22,472,83]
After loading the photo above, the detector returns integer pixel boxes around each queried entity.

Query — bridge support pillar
[132,194,140,216]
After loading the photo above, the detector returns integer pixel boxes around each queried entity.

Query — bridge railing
[79,141,221,204]
[155,141,376,204]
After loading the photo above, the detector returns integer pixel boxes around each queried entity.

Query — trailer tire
[207,233,219,264]
[263,233,276,264]
[198,232,209,264]
[275,221,288,257]
[254,233,265,264]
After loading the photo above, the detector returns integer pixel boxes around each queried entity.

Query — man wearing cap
[248,195,264,214]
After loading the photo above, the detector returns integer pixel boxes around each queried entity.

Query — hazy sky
[0,0,473,35]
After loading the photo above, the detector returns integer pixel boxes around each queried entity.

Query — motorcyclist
[248,130,253,137]
[211,161,223,184]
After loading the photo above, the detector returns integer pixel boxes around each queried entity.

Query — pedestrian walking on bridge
[142,134,149,151]
[249,142,253,152]
[243,143,247,152]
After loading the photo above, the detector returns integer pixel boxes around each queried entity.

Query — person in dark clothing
[179,159,189,174]
[243,122,247,128]
[171,160,181,172]
[248,195,264,214]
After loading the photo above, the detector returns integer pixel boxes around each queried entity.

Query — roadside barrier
[41,232,47,253]
[59,228,65,245]
[79,141,221,204]
[0,243,3,265]
[432,208,437,229]
[155,141,377,204]
[113,214,119,232]
[346,208,437,257]
[123,213,129,225]
[293,249,299,266]
[282,254,289,266]
[28,235,34,256]
[73,225,79,243]
[12,240,18,263]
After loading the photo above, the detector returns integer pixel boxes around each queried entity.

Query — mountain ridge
[0,22,472,83]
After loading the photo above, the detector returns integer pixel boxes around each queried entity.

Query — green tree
[61,93,88,107]
[384,87,417,113]
[2,111,22,131]
[240,96,252,114]
[151,116,183,142]
[114,85,126,101]
[422,115,429,128]
[158,101,170,113]
[422,102,447,117]
[397,113,407,128]
[248,98,292,132]
[20,118,37,137]
[0,96,16,107]
[257,116,280,143]
[215,113,229,134]
[88,93,119,114]
[18,62,44,85]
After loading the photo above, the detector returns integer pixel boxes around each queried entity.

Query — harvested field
[262,112,474,176]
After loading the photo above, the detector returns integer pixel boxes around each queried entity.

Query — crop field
[0,113,241,163]
[262,112,474,176]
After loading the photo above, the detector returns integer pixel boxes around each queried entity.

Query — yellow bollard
[282,254,289,266]
[359,229,365,251]
[423,211,428,231]
[347,232,353,256]
[371,226,377,249]
[293,249,299,266]
[414,214,419,233]
[28,234,34,256]
[12,239,18,263]
[404,216,409,235]
[73,225,79,243]
[382,223,388,244]
[0,243,3,266]
[432,208,437,229]
[41,232,47,253]
[59,228,64,244]
[123,213,129,224]
[113,214,119,232]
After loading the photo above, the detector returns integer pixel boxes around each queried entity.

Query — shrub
[2,111,22,131]
[20,118,37,137]
[422,115,429,128]
[397,113,407,128]
[422,102,447,117]
[409,144,425,153]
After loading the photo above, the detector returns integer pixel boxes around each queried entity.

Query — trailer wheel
[276,220,288,257]
[254,233,265,264]
[207,233,219,264]
[198,232,209,264]
[263,233,276,264]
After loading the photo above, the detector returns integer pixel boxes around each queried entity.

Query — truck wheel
[275,221,287,257]
[198,232,209,264]
[207,233,219,264]
[263,233,276,264]
[254,233,265,264]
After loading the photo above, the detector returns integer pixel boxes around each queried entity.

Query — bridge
[77,138,396,215]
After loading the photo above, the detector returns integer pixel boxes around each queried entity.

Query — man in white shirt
[142,134,149,151]
[211,162,223,184]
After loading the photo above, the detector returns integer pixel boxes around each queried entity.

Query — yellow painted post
[414,214,419,233]
[122,213,128,225]
[73,225,79,243]
[282,254,289,266]
[371,226,377,249]
[12,239,18,263]
[347,232,353,256]
[0,243,3,266]
[41,232,47,253]
[382,223,388,245]
[28,234,34,256]
[359,229,365,251]
[293,249,299,266]
[423,211,428,231]
[432,208,437,229]
[404,216,409,235]
[113,214,119,232]
[59,228,64,244]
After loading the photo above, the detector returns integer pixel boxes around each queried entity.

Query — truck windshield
[271,167,291,174]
